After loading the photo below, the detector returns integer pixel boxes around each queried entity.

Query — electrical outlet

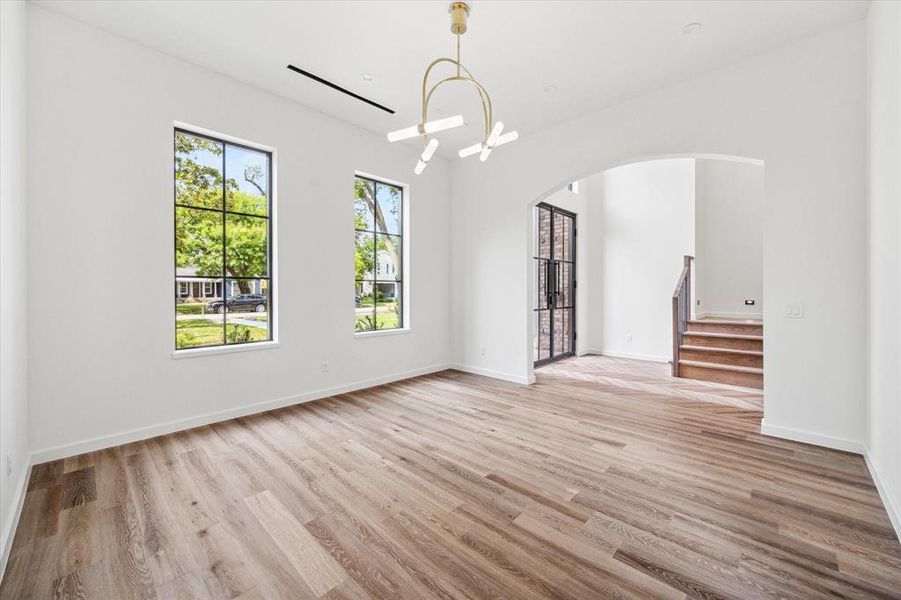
[625,333,632,343]
[320,360,329,373]
[6,454,11,478]
[479,346,486,356]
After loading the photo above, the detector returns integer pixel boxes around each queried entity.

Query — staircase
[678,319,763,388]
[671,255,763,389]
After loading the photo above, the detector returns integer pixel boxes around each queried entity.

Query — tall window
[354,175,403,332]
[174,129,273,350]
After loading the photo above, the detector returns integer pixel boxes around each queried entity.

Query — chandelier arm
[420,58,493,138]
[421,58,468,119]
[465,76,493,138]
[424,75,492,139]
[422,58,487,110]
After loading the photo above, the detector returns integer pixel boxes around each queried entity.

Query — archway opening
[526,154,765,394]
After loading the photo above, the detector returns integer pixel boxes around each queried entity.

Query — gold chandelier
[386,2,518,174]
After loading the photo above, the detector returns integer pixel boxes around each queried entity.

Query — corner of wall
[865,450,901,541]
[864,0,901,544]
[0,457,32,580]
[0,0,31,581]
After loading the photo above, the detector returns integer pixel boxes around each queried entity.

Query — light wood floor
[2,356,899,599]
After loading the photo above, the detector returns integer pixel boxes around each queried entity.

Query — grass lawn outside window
[176,314,269,348]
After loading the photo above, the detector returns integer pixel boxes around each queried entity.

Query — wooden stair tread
[678,359,763,375]
[680,345,763,356]
[683,331,763,340]
[688,319,762,326]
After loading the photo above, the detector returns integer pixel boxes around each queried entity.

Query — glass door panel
[537,207,552,259]
[536,258,549,310]
[561,308,574,354]
[536,310,550,362]
[552,310,564,356]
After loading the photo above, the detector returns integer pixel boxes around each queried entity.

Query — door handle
[547,260,555,307]
[545,261,551,307]
[556,262,562,297]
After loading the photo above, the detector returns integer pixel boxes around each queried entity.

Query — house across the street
[176,267,266,301]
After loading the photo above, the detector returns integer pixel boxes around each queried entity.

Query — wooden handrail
[672,263,691,300]
[672,255,694,377]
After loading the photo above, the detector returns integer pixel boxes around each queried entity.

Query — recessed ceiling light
[682,23,702,35]
[544,84,558,94]
[361,73,375,82]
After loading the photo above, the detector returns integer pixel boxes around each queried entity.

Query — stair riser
[679,364,763,389]
[687,323,762,336]
[682,334,763,352]
[680,349,763,368]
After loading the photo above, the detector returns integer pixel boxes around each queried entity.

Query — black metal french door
[534,203,576,366]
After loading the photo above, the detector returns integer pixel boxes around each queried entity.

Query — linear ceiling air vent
[287,65,395,114]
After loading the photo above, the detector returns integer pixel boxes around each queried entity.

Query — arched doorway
[526,154,765,385]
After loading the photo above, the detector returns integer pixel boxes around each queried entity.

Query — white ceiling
[34,0,868,158]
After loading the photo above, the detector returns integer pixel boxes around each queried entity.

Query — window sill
[354,328,410,339]
[172,340,279,359]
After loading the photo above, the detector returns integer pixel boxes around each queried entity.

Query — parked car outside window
[206,294,267,314]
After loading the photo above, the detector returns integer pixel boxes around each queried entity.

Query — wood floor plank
[3,356,900,599]
[59,467,97,511]
[50,560,106,600]
[99,503,159,600]
[155,571,213,600]
[186,523,255,599]
[513,512,685,599]
[243,490,348,596]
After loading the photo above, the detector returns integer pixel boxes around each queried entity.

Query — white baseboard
[1,455,32,582]
[760,422,866,454]
[864,450,901,542]
[31,363,451,464]
[449,363,533,385]
[696,311,763,320]
[586,349,671,363]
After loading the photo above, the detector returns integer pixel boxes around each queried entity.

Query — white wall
[451,21,868,450]
[26,7,452,458]
[586,159,695,361]
[695,158,764,319]
[866,0,901,537]
[0,0,30,572]
[536,184,589,357]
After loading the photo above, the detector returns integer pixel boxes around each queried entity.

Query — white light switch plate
[784,303,804,318]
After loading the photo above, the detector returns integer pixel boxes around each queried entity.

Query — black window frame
[173,127,274,351]
[354,174,404,333]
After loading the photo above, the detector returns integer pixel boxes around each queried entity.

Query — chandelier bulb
[388,115,463,143]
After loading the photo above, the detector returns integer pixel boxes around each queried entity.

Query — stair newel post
[685,255,692,325]
[672,255,694,378]
[672,294,680,376]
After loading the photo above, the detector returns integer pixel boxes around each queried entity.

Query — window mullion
[221,141,227,344]
[371,223,377,329]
